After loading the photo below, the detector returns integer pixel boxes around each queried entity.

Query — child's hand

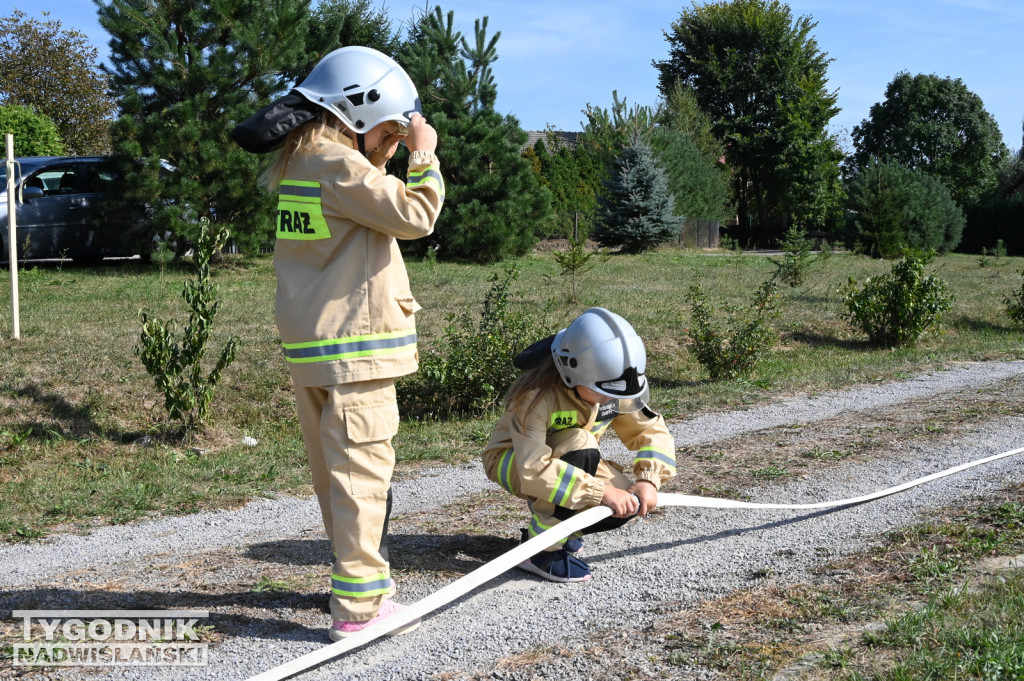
[628,480,658,516]
[601,485,639,518]
[406,113,437,154]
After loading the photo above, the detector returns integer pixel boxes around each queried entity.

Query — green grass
[863,573,1024,680]
[0,249,1022,540]
[853,501,1024,679]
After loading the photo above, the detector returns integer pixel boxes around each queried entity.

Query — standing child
[482,307,676,582]
[232,46,444,639]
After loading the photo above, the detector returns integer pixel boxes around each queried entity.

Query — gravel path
[4,360,1024,681]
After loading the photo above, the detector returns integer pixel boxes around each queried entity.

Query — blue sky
[6,0,1022,151]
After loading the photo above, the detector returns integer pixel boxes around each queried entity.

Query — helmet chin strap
[356,133,367,156]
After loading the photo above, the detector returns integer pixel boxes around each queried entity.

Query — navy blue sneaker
[518,549,592,583]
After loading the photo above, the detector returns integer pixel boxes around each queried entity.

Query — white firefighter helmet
[551,307,650,413]
[293,46,421,133]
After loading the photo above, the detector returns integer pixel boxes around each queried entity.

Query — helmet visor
[593,380,650,414]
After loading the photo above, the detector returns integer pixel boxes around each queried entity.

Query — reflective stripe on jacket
[274,139,443,387]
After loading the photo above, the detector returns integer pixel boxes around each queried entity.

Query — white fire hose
[246,444,1024,680]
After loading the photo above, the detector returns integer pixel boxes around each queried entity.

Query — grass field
[1,247,1022,541]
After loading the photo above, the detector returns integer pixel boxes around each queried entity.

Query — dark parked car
[1,156,148,263]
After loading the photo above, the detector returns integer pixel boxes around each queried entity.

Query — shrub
[1005,269,1024,328]
[687,280,780,381]
[398,265,545,419]
[841,250,954,347]
[134,219,239,436]
[0,104,65,156]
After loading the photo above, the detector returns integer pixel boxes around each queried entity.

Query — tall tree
[655,0,842,245]
[97,0,309,255]
[649,126,732,223]
[0,9,115,154]
[581,90,733,228]
[397,6,551,262]
[852,71,1008,210]
[284,0,402,84]
[581,91,657,175]
[527,131,603,239]
[654,84,733,222]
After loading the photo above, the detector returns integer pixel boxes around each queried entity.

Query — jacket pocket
[395,291,422,316]
[343,400,400,496]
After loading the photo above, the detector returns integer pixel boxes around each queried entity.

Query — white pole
[5,133,20,339]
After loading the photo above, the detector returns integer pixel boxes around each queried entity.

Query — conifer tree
[97,0,309,256]
[528,131,603,238]
[594,133,682,254]
[844,159,965,258]
[397,7,551,263]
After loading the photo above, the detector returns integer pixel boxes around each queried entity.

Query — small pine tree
[593,134,682,254]
[771,225,815,287]
[551,219,596,305]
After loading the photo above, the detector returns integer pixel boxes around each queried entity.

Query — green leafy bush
[841,250,953,347]
[1005,269,1024,328]
[134,219,239,436]
[687,280,780,381]
[0,104,65,156]
[398,265,545,419]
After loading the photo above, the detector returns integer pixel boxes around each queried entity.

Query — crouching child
[482,308,677,582]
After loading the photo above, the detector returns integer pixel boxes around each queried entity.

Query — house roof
[522,130,580,152]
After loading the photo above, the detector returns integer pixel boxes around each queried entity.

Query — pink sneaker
[329,600,420,641]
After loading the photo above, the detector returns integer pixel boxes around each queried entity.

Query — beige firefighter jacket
[483,385,677,509]
[273,137,444,388]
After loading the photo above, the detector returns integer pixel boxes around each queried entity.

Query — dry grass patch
[665,376,1024,501]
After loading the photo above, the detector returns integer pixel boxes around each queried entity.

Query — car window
[86,165,118,192]
[32,166,80,196]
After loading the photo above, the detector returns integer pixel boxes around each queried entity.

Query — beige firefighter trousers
[293,379,399,622]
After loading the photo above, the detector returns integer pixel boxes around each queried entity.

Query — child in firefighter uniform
[482,308,676,582]
[233,46,444,639]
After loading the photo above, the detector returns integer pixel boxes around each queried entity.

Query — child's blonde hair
[261,112,348,191]
[503,354,566,414]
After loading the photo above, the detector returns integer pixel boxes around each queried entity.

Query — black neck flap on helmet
[231,91,321,154]
[513,334,557,370]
